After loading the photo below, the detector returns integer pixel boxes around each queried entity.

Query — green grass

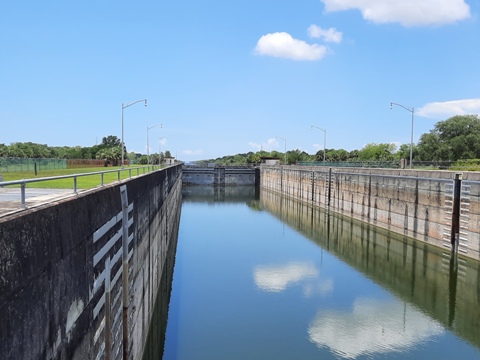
[1,166,152,189]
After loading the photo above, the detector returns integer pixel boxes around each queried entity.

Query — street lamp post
[276,136,287,165]
[147,123,162,165]
[390,102,414,169]
[121,99,147,168]
[311,125,326,162]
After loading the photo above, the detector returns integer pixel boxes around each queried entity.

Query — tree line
[2,115,479,165]
[0,135,172,165]
[205,115,480,166]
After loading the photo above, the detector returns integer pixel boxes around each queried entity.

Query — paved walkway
[0,188,77,218]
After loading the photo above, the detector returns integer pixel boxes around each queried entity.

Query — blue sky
[1,0,479,162]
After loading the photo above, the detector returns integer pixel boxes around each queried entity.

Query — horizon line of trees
[204,115,480,165]
[2,115,479,165]
[0,135,172,165]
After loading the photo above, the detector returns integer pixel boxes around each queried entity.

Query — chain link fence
[0,158,67,173]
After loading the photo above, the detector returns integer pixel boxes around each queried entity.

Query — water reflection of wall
[259,188,480,351]
[141,210,181,360]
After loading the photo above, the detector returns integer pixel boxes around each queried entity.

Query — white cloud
[308,25,343,43]
[249,138,279,151]
[183,149,203,155]
[254,32,328,61]
[321,0,471,27]
[417,98,480,118]
[248,142,262,150]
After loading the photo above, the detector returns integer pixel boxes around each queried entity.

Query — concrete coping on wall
[0,188,80,218]
[294,166,480,182]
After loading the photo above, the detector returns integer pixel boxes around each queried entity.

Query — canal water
[152,186,480,359]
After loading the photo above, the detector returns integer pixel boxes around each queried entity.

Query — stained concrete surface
[0,188,76,217]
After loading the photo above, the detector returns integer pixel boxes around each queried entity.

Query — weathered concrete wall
[260,165,480,261]
[0,164,183,360]
[182,165,258,186]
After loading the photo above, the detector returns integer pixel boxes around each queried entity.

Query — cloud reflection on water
[254,262,320,292]
[308,298,444,359]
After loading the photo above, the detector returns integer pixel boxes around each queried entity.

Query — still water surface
[161,187,480,360]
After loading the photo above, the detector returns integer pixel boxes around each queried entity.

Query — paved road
[0,188,76,218]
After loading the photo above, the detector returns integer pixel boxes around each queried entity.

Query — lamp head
[144,99,148,106]
[389,102,393,110]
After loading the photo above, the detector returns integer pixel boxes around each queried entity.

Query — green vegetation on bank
[0,135,173,166]
[1,166,151,189]
[202,115,480,170]
[2,115,480,171]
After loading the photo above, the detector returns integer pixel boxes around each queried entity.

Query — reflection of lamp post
[121,99,147,168]
[390,102,414,169]
[276,136,287,165]
[147,123,162,165]
[311,125,326,162]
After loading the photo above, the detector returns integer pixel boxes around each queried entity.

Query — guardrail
[0,165,167,209]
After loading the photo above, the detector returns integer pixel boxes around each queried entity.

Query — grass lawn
[1,166,154,189]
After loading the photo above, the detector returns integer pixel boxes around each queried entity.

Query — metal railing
[0,165,165,209]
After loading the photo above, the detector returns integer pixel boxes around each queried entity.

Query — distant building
[260,157,280,166]
[164,157,175,165]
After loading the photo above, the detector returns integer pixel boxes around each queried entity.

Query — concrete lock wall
[182,165,258,186]
[0,164,183,360]
[260,165,480,261]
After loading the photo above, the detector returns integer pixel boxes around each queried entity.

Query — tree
[348,150,359,160]
[96,146,122,166]
[417,115,480,161]
[395,144,411,160]
[246,152,261,164]
[101,135,122,148]
[314,149,326,162]
[358,143,396,161]
[326,149,349,162]
[137,155,148,164]
[287,149,309,164]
